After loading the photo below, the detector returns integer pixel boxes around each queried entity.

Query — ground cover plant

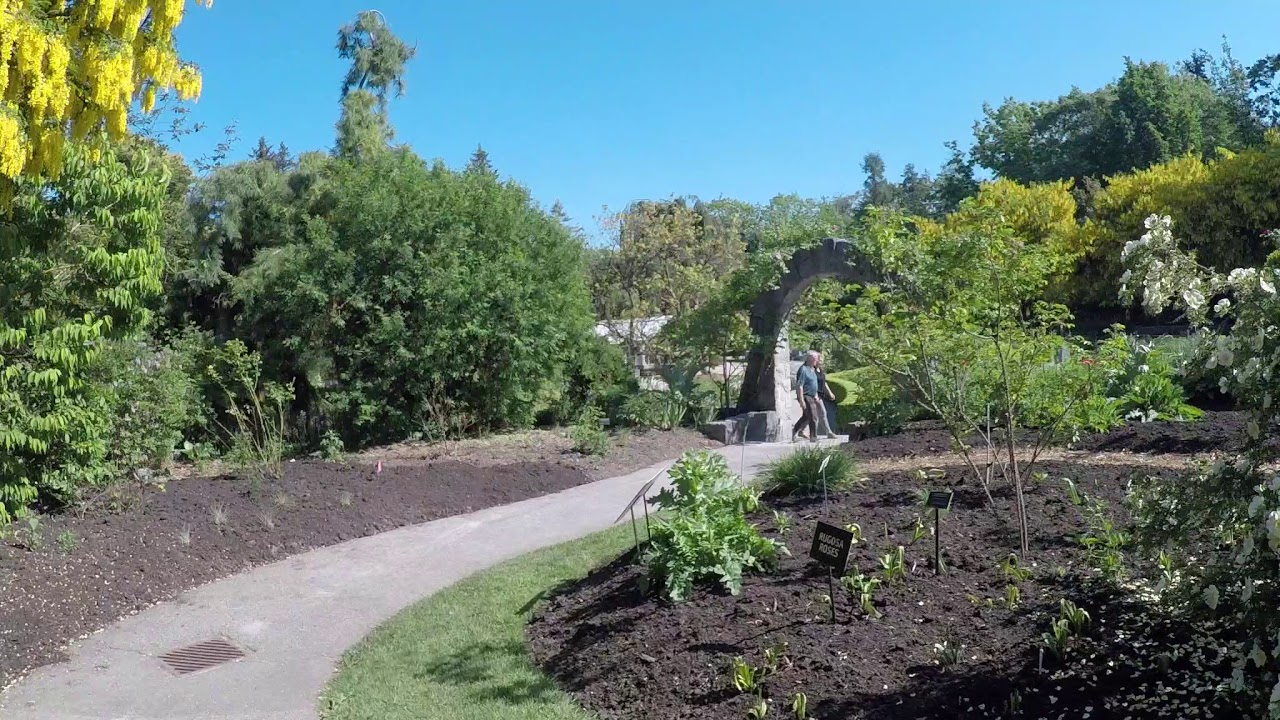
[528,417,1243,720]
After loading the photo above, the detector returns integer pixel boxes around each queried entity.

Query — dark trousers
[792,396,822,439]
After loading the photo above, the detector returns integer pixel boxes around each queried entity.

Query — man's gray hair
[806,350,820,360]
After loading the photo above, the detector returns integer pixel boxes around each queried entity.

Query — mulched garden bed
[529,426,1242,719]
[847,409,1249,459]
[0,428,709,691]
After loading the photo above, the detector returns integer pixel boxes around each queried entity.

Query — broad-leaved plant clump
[643,451,782,602]
[1123,213,1280,716]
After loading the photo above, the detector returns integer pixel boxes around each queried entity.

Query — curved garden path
[0,440,819,720]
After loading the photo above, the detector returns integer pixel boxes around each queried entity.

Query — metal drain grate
[158,638,246,676]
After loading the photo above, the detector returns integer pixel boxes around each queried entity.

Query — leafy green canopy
[0,141,167,521]
[232,150,595,445]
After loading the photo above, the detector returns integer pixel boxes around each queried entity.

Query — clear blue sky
[171,1,1280,241]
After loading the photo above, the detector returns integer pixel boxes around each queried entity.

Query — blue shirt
[796,364,819,398]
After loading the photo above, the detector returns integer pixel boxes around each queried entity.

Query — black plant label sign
[926,490,954,510]
[809,521,853,574]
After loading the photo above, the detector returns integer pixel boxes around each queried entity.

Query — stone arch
[735,237,878,438]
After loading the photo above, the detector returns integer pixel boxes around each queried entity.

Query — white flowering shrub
[1123,214,1280,716]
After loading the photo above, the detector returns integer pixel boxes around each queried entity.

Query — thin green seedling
[880,546,907,584]
[729,657,757,693]
[791,691,808,719]
[1062,477,1083,506]
[1003,584,1021,610]
[909,515,929,545]
[933,633,962,668]
[1059,598,1091,633]
[1041,618,1071,659]
[772,510,793,535]
[844,522,863,544]
[747,695,769,719]
[999,552,1033,584]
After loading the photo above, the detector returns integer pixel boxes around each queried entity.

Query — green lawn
[318,525,635,720]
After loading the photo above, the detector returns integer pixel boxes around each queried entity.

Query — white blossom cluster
[1123,214,1280,716]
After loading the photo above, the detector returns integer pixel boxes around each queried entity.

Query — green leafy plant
[1059,598,1091,633]
[999,553,1033,583]
[12,515,43,550]
[909,515,929,545]
[790,692,808,720]
[841,572,882,618]
[843,522,863,544]
[1003,584,1021,610]
[729,657,755,693]
[1079,500,1129,580]
[879,546,907,584]
[0,144,172,523]
[56,529,78,553]
[1041,618,1071,659]
[569,406,610,456]
[760,447,860,497]
[643,452,782,602]
[319,431,345,461]
[933,632,962,668]
[746,696,769,719]
[772,510,793,535]
[206,340,293,491]
[622,389,687,430]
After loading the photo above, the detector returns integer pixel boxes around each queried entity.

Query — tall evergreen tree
[333,12,415,161]
[467,144,496,176]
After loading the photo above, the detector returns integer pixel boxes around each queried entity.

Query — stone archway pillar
[700,238,878,444]
[773,323,798,436]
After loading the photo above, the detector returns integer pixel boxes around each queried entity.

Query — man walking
[792,350,825,443]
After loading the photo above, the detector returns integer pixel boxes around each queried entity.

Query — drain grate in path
[158,638,247,676]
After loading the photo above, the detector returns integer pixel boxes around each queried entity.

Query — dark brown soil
[846,410,1248,459]
[0,428,710,691]
[529,430,1239,718]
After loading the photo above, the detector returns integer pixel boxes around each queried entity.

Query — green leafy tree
[234,150,595,445]
[972,58,1261,185]
[0,141,168,521]
[334,11,415,161]
[834,206,1095,553]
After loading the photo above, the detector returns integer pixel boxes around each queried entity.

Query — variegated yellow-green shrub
[0,139,165,522]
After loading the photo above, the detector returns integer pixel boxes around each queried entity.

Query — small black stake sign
[926,490,954,510]
[809,521,854,622]
[925,490,953,574]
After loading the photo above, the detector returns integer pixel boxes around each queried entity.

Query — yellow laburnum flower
[0,0,207,185]
[94,0,120,31]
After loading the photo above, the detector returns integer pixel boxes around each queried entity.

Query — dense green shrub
[535,334,636,427]
[622,389,687,430]
[569,406,609,456]
[231,150,595,447]
[644,451,781,602]
[88,339,206,475]
[760,447,861,497]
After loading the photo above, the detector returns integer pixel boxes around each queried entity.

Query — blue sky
[171,1,1280,241]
